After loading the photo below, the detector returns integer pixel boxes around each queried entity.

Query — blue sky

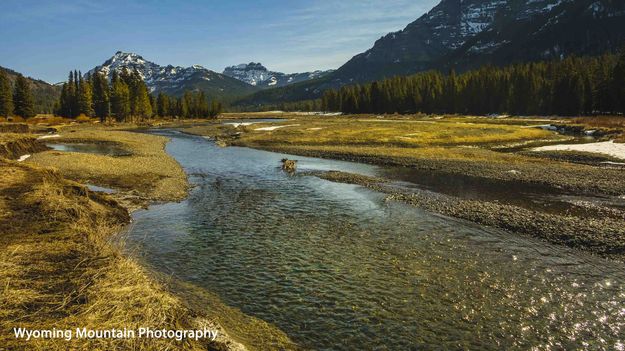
[0,0,438,83]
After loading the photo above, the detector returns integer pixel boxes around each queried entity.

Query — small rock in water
[281,158,297,172]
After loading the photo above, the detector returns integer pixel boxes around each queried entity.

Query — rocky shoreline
[303,170,625,262]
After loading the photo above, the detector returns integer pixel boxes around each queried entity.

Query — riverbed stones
[309,170,625,261]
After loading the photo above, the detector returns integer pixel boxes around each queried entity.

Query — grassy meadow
[27,126,188,209]
[0,160,225,350]
[184,114,625,195]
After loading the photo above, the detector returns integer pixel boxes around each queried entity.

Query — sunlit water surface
[126,130,625,350]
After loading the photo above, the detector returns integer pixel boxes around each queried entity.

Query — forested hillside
[234,0,625,108]
[321,52,625,116]
[0,66,60,114]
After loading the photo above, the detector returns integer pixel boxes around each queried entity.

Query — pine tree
[149,94,157,118]
[74,70,79,93]
[110,72,130,122]
[320,53,625,116]
[77,73,94,117]
[119,69,152,120]
[180,93,190,118]
[67,71,77,117]
[209,100,222,118]
[444,70,459,113]
[92,73,110,121]
[197,91,208,117]
[156,93,169,117]
[135,82,152,119]
[56,83,69,116]
[13,74,35,118]
[612,48,625,114]
[0,70,13,117]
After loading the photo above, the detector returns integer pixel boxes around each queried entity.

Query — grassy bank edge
[1,126,298,350]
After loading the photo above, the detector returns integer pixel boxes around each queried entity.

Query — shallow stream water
[125,130,625,350]
[47,142,131,156]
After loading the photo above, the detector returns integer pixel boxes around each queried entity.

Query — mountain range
[236,0,625,106]
[86,52,258,99]
[84,52,332,99]
[222,62,333,88]
[4,0,625,112]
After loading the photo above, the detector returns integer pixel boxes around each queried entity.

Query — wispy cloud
[264,0,432,29]
[0,0,439,82]
[252,0,437,72]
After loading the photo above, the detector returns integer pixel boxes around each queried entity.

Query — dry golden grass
[571,116,625,129]
[0,160,235,350]
[3,124,297,350]
[242,118,554,147]
[0,123,29,133]
[0,133,48,159]
[28,126,188,206]
[570,116,625,142]
[185,114,561,163]
[256,143,543,164]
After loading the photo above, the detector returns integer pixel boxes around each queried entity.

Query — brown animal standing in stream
[281,158,297,172]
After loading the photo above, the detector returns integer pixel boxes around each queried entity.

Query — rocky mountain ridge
[86,52,258,98]
[223,62,333,88]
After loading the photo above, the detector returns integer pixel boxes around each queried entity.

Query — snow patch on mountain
[223,62,333,88]
[86,51,235,94]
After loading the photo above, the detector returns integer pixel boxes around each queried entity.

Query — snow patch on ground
[224,122,254,128]
[17,154,31,162]
[254,124,300,131]
[37,134,61,140]
[532,140,625,160]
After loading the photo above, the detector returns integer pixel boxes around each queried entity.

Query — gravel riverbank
[305,170,625,262]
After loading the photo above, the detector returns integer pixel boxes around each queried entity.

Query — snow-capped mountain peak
[223,62,334,88]
[333,0,616,83]
[87,52,258,97]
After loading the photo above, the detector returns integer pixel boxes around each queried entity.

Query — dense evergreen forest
[321,51,625,116]
[55,69,222,121]
[230,99,322,113]
[0,70,37,118]
[0,66,59,116]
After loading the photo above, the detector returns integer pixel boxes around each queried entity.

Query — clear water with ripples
[127,130,625,350]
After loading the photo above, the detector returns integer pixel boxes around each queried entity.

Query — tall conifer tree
[77,73,94,116]
[13,74,35,118]
[110,71,130,122]
[0,70,13,117]
[92,73,110,121]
